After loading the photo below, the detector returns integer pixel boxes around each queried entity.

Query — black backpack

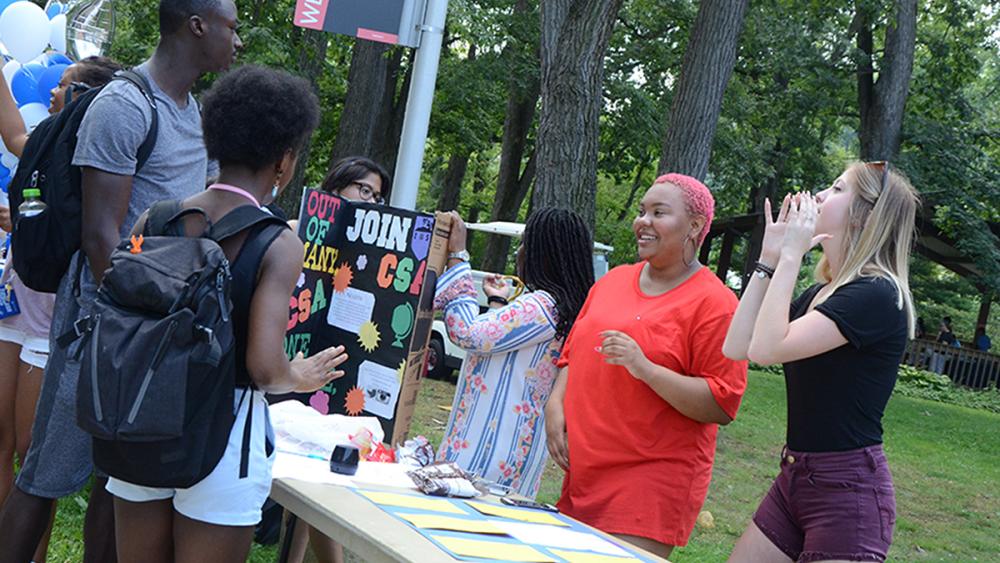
[65,201,287,488]
[8,70,159,293]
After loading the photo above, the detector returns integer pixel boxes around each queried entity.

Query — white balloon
[2,60,21,91]
[1,151,17,170]
[0,2,51,63]
[18,102,48,130]
[48,13,66,53]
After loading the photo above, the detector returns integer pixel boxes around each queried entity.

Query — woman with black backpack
[103,65,348,563]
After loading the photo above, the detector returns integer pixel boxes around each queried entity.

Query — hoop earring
[683,236,696,267]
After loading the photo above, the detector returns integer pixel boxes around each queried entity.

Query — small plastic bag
[407,462,485,498]
[395,436,435,467]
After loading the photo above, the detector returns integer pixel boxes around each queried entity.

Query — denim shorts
[753,444,896,562]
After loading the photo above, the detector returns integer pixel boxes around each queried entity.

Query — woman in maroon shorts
[723,161,919,562]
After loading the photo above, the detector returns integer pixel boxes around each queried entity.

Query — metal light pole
[390,0,449,210]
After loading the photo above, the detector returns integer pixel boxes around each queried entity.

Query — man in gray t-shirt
[0,2,242,561]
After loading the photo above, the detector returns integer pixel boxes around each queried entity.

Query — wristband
[754,261,776,279]
[487,295,509,306]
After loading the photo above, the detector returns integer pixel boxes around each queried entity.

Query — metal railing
[903,339,1000,389]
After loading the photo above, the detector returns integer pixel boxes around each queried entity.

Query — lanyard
[207,183,261,208]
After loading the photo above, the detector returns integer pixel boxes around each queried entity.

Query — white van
[425,221,613,380]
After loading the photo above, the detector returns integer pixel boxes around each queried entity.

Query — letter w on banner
[295,0,328,29]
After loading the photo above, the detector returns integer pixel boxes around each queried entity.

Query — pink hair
[653,173,714,246]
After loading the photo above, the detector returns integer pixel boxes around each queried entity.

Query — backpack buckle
[57,316,94,348]
[194,325,214,343]
[73,316,94,337]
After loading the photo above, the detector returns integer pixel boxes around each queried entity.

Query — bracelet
[754,261,776,279]
[487,295,509,306]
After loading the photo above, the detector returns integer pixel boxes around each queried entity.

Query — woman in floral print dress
[434,208,594,498]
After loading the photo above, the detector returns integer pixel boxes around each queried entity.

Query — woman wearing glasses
[319,157,390,205]
[282,155,391,563]
[724,162,919,562]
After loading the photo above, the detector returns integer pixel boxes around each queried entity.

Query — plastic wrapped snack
[395,436,435,467]
[407,462,486,498]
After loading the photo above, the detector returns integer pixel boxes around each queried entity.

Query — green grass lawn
[44,371,1000,562]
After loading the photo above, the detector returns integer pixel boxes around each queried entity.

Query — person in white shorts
[104,63,349,563]
[0,265,55,498]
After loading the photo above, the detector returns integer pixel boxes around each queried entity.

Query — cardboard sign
[293,0,426,47]
[283,189,449,444]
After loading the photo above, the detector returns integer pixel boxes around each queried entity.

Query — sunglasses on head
[866,160,890,193]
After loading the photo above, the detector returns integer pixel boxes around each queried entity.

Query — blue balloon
[36,63,68,104]
[10,63,47,107]
[46,2,66,19]
[47,53,73,66]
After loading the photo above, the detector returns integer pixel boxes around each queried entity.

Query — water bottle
[19,177,46,218]
[18,171,47,218]
[19,189,46,217]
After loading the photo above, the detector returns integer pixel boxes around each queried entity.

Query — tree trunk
[331,40,393,161]
[277,28,329,218]
[658,0,750,180]
[740,140,785,292]
[532,0,624,228]
[437,151,471,212]
[372,48,411,177]
[857,0,917,160]
[615,156,651,222]
[479,0,541,272]
[434,44,481,212]
[480,149,538,273]
[466,153,492,267]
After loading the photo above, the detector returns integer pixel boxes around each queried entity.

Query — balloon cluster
[0,1,72,193]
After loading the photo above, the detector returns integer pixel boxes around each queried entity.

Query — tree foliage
[103,0,999,334]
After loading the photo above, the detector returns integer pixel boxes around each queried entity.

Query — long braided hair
[519,208,595,340]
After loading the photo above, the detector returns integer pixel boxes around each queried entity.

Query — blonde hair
[813,162,919,337]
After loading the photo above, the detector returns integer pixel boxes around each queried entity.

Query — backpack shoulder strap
[208,206,288,243]
[113,70,159,172]
[145,201,184,237]
[145,201,211,237]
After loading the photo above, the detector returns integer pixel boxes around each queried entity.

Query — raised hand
[446,211,467,254]
[781,194,830,260]
[759,194,790,266]
[482,274,509,299]
[291,345,348,393]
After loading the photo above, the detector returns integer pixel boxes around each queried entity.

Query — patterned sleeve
[434,262,559,354]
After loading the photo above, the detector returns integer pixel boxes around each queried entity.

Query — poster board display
[283,188,450,444]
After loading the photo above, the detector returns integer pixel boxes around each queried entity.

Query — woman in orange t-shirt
[544,173,748,558]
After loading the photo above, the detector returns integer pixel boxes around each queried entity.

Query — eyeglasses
[350,181,385,204]
[866,160,890,193]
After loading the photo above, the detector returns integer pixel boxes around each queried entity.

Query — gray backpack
[65,201,286,488]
